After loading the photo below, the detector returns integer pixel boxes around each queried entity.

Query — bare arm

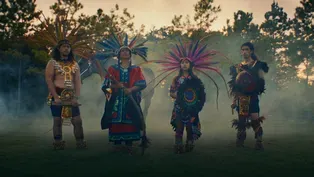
[170,92,177,99]
[45,60,58,99]
[73,63,81,97]
[169,77,177,99]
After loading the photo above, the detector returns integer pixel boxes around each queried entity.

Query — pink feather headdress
[140,38,229,108]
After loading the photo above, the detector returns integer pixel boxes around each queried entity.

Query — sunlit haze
[36,0,300,32]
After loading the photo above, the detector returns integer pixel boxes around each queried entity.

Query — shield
[176,78,205,114]
[235,70,257,93]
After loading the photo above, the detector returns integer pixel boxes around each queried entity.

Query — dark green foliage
[0,0,41,43]
[0,0,313,118]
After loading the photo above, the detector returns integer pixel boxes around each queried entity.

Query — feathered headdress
[95,33,148,62]
[28,13,93,59]
[140,38,229,108]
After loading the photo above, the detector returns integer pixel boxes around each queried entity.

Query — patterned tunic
[101,64,146,142]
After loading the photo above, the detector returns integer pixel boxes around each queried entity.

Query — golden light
[160,79,166,88]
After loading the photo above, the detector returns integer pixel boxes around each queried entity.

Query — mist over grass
[1,39,313,139]
[1,72,313,177]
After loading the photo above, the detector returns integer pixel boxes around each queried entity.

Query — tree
[194,0,221,31]
[221,10,260,66]
[0,0,41,45]
[259,1,294,88]
[78,4,136,39]
[159,0,221,39]
[0,48,49,113]
[31,1,136,47]
[28,0,138,82]
[286,0,314,86]
[224,10,259,39]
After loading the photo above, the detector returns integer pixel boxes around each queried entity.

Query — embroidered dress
[101,64,146,142]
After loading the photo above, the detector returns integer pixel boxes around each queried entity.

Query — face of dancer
[180,59,191,71]
[240,45,252,60]
[59,44,71,58]
[120,48,131,60]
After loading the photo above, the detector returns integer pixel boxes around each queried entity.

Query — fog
[1,42,313,144]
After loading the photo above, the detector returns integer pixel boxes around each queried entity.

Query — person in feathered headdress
[30,14,93,150]
[229,42,269,150]
[141,38,228,154]
[98,33,148,155]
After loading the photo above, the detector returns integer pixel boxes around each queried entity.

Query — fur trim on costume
[231,119,252,130]
[231,116,266,130]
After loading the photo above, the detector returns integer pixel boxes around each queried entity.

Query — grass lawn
[0,118,314,177]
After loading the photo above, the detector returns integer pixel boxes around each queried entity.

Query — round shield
[176,78,205,113]
[183,88,197,105]
[235,70,257,93]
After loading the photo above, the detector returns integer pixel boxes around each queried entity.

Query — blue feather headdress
[95,33,148,62]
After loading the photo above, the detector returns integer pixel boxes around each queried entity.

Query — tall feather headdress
[95,33,148,62]
[140,38,229,109]
[28,13,93,59]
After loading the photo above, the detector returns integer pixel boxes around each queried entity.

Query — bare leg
[53,117,65,149]
[185,124,194,152]
[53,117,62,141]
[71,116,86,149]
[174,119,184,154]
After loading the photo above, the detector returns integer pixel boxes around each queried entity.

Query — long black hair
[117,47,132,66]
[241,42,258,61]
[177,59,198,80]
[51,40,75,61]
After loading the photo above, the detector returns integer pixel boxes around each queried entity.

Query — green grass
[1,126,314,177]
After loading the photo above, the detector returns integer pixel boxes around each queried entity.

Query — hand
[123,88,132,95]
[117,82,124,89]
[54,97,62,104]
[170,92,177,99]
[231,103,236,109]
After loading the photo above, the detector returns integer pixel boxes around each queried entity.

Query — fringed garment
[228,60,269,142]
[170,75,206,140]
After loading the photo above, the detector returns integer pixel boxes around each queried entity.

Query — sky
[35,0,311,80]
[36,0,301,32]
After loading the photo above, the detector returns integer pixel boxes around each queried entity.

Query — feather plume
[141,38,229,109]
[96,33,148,61]
[28,12,93,60]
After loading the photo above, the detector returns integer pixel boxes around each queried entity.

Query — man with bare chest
[45,39,86,150]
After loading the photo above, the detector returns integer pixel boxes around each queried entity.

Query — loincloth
[236,95,259,116]
[47,87,80,119]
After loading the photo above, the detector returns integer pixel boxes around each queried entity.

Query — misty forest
[0,0,314,177]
